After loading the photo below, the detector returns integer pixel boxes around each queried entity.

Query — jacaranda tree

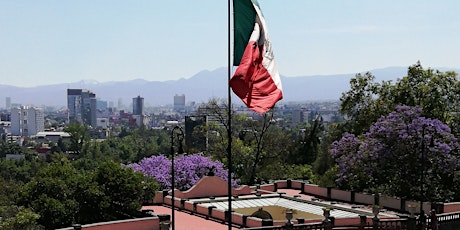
[331,105,460,201]
[129,153,238,191]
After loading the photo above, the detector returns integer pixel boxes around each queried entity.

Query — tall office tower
[133,96,144,115]
[118,98,123,110]
[5,97,11,110]
[96,99,108,111]
[291,110,305,126]
[10,106,45,136]
[173,94,185,112]
[67,89,97,127]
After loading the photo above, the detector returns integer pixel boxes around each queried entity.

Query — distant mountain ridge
[1,66,459,108]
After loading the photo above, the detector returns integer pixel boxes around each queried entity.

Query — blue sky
[1,0,459,87]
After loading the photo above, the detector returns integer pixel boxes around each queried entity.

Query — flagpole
[227,0,233,229]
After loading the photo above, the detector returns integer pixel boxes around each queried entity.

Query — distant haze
[0,66,459,108]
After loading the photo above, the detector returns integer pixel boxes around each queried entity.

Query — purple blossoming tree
[331,105,460,201]
[128,153,238,191]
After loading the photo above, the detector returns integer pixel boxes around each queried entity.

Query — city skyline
[1,0,460,87]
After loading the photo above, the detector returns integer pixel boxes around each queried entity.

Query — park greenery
[1,62,460,229]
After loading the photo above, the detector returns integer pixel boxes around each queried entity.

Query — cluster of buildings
[0,89,191,143]
[0,88,342,153]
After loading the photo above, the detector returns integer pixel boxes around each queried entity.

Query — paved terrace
[142,205,237,230]
[145,177,406,229]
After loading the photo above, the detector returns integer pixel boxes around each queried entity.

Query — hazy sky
[1,0,459,87]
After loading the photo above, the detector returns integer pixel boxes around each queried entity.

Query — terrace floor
[142,205,238,230]
[143,188,401,229]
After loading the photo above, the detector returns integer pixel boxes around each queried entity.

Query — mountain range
[1,66,459,108]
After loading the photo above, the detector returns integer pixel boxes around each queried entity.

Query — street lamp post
[170,125,184,230]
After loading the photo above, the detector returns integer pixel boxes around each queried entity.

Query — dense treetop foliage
[340,61,460,136]
[129,153,238,190]
[331,105,460,201]
[331,62,460,201]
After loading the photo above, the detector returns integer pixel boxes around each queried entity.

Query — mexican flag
[231,0,283,114]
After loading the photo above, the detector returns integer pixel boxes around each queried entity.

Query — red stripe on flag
[230,41,283,114]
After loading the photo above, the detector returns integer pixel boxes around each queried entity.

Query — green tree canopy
[340,62,460,137]
[19,159,157,229]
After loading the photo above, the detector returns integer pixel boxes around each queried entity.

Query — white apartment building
[10,106,45,136]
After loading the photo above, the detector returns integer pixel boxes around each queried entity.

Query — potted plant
[372,205,381,217]
[322,207,332,220]
[407,203,418,218]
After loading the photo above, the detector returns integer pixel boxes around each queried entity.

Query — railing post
[372,206,380,230]
[323,219,332,230]
[242,215,248,228]
[429,209,439,230]
[372,216,379,230]
[359,215,367,230]
[417,210,426,230]
[158,214,171,230]
[323,208,332,230]
[207,206,216,219]
[408,216,417,230]
[180,198,186,210]
[160,222,170,230]
[329,216,335,227]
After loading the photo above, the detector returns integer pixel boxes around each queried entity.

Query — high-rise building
[5,97,11,110]
[174,94,185,112]
[133,96,144,115]
[118,98,123,110]
[96,99,108,111]
[10,106,44,136]
[292,110,305,126]
[67,89,97,127]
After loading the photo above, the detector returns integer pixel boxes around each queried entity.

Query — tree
[340,72,392,135]
[19,159,155,229]
[237,111,293,185]
[196,98,297,185]
[20,162,80,229]
[0,206,40,230]
[339,62,460,138]
[288,116,324,165]
[331,105,460,201]
[0,139,25,158]
[63,123,89,155]
[129,153,237,190]
[0,158,46,184]
[195,98,231,160]
[391,62,460,136]
[92,161,149,220]
[0,178,21,206]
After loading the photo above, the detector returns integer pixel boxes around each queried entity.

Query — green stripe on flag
[233,0,257,66]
